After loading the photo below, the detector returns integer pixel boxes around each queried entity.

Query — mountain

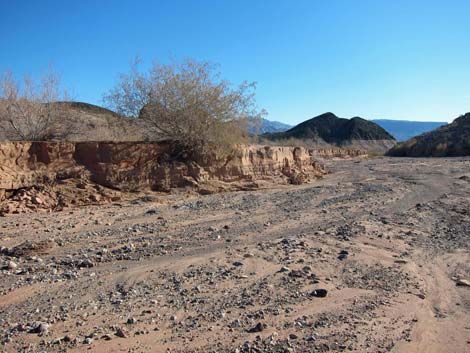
[386,113,470,157]
[371,119,447,141]
[263,112,396,152]
[249,118,292,134]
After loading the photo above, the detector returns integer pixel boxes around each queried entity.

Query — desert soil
[1,157,469,353]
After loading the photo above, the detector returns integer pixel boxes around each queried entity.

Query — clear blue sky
[1,0,469,123]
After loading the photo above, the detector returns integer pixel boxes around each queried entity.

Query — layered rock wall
[0,142,326,195]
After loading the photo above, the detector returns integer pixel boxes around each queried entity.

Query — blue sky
[1,0,469,123]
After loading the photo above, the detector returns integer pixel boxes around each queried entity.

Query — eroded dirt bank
[0,157,469,352]
[0,142,329,214]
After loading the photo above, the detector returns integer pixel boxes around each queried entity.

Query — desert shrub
[0,67,74,141]
[103,58,266,162]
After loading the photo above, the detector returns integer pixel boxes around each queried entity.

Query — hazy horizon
[1,0,469,124]
[262,114,450,126]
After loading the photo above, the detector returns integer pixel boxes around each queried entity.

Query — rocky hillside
[263,112,396,153]
[54,102,147,141]
[386,113,470,157]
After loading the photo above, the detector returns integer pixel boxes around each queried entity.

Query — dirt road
[1,157,469,352]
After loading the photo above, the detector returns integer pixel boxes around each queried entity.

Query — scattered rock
[456,279,470,287]
[338,250,349,261]
[7,261,18,270]
[311,289,328,298]
[90,194,101,202]
[115,327,128,338]
[63,334,74,342]
[30,322,50,335]
[78,258,94,268]
[31,196,43,205]
[247,322,265,333]
[288,270,304,278]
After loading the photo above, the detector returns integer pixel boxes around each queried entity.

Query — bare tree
[103,58,266,161]
[0,66,73,141]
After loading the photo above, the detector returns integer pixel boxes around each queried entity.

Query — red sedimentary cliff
[0,142,326,196]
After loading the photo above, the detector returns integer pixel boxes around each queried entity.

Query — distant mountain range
[387,113,470,157]
[249,118,292,134]
[255,117,449,147]
[371,119,447,141]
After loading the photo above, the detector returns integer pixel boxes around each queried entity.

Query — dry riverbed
[1,157,469,353]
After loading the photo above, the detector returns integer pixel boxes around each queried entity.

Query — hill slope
[386,113,470,157]
[0,101,146,142]
[372,119,447,141]
[53,102,146,141]
[263,112,396,152]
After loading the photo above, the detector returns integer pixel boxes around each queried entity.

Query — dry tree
[103,58,266,162]
[0,66,74,141]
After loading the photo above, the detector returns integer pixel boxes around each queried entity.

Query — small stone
[127,317,137,324]
[338,250,349,261]
[90,194,101,202]
[456,279,470,287]
[247,322,265,333]
[288,270,304,278]
[31,322,50,335]
[63,335,73,342]
[232,261,244,267]
[230,319,241,328]
[84,337,93,345]
[7,261,18,270]
[115,327,127,338]
[279,266,290,272]
[311,289,328,298]
[78,258,94,268]
[31,196,43,205]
